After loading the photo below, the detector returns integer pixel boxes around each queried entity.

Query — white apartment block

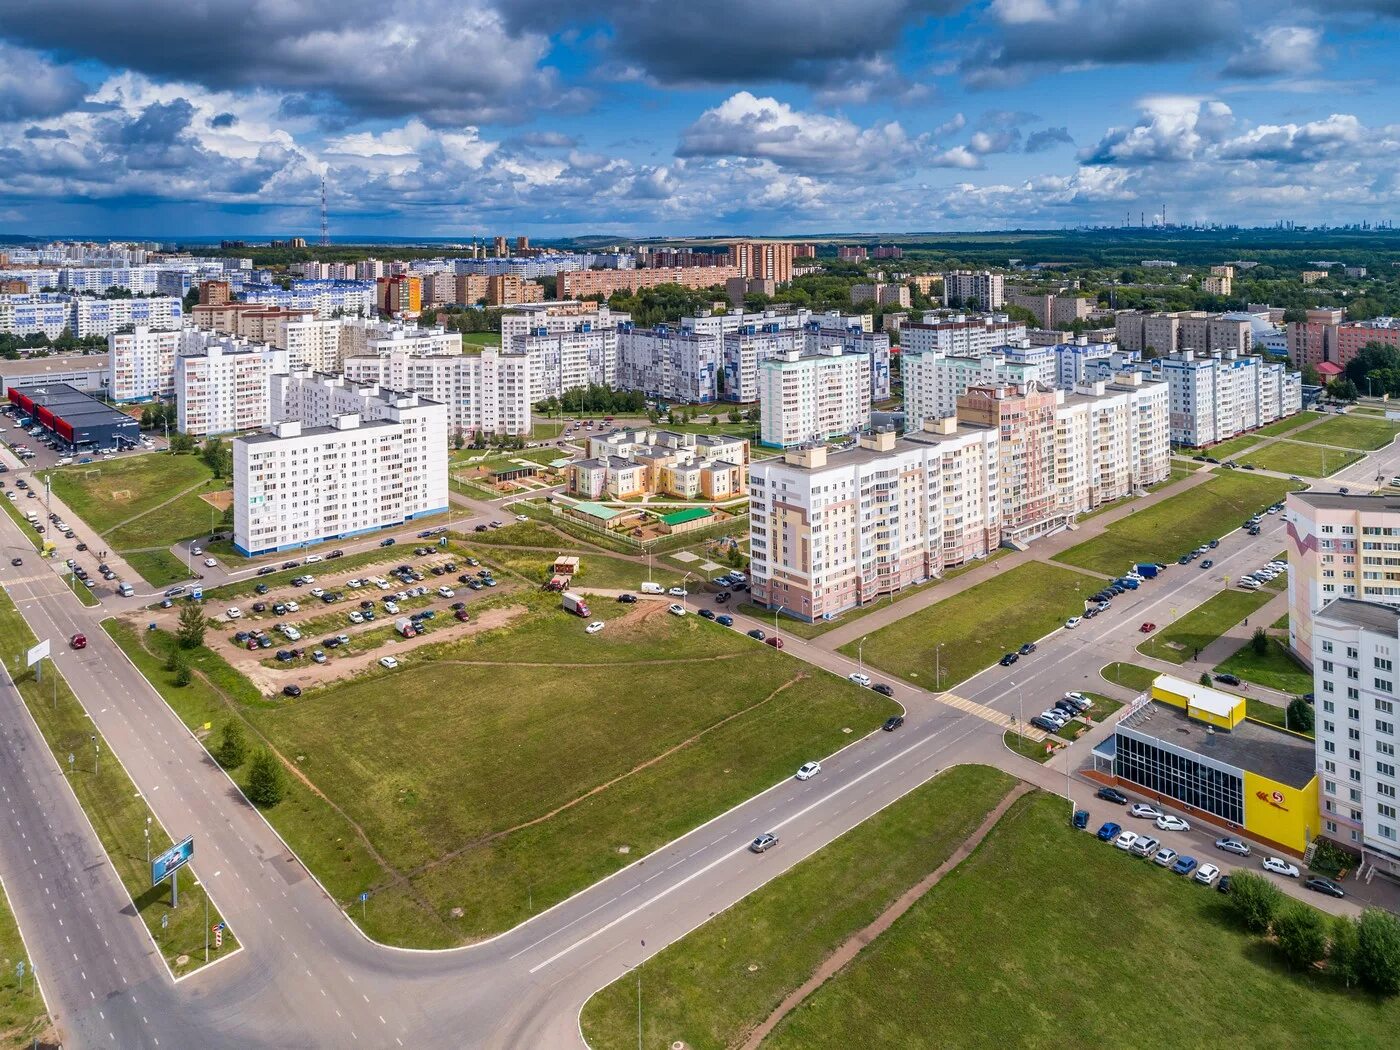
[1053,377,1171,516]
[802,324,892,402]
[499,302,630,348]
[616,325,722,404]
[900,314,1027,357]
[344,347,532,437]
[758,348,872,449]
[71,296,183,338]
[900,351,1040,431]
[1311,599,1400,883]
[276,316,345,372]
[337,318,462,364]
[513,326,617,403]
[680,308,811,339]
[722,326,806,403]
[747,423,1001,622]
[175,336,290,436]
[1053,342,1137,388]
[108,325,180,402]
[942,271,1005,310]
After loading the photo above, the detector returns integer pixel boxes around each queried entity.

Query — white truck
[562,592,591,617]
[639,581,664,594]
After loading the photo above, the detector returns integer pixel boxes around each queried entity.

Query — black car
[999,652,1018,666]
[715,592,730,604]
[327,550,344,559]
[281,560,300,570]
[414,547,431,556]
[1019,641,1037,656]
[257,566,276,576]
[617,593,637,603]
[451,601,466,610]
[282,685,303,698]
[1096,786,1129,805]
[1030,715,1059,731]
[361,599,374,609]
[1215,672,1242,686]
[474,524,489,532]
[1217,874,1232,894]
[252,602,267,613]
[1208,539,1219,549]
[747,629,766,640]
[881,714,904,731]
[873,683,895,698]
[699,608,716,620]
[380,538,396,547]
[255,583,269,594]
[1073,809,1090,829]
[1340,486,1351,494]
[1304,877,1345,899]
[9,557,20,566]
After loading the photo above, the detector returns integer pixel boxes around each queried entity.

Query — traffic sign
[25,639,49,667]
[14,961,24,980]
[359,891,369,902]
[161,913,168,930]
[213,923,224,949]
[151,836,194,886]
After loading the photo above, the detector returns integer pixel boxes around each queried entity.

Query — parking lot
[2,405,161,471]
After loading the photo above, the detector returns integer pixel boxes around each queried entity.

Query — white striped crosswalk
[938,691,1049,742]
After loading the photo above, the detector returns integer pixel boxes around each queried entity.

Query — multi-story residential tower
[757,348,872,448]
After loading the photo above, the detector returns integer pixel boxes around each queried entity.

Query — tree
[1357,907,1400,995]
[452,427,465,450]
[1331,914,1363,988]
[176,604,206,649]
[1274,903,1327,970]
[246,749,286,808]
[216,720,248,769]
[201,436,231,478]
[1199,672,1213,687]
[1228,870,1284,933]
[172,651,192,687]
[1328,377,1359,402]
[1251,626,1269,656]
[1287,697,1315,734]
[140,406,153,430]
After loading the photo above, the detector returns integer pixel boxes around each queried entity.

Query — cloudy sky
[0,0,1396,239]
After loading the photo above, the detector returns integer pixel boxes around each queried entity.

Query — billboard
[25,639,49,667]
[151,836,194,885]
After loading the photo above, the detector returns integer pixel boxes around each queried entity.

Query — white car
[283,626,301,641]
[1194,863,1221,886]
[795,761,821,781]
[285,600,300,613]
[191,546,203,556]
[668,586,688,597]
[379,656,399,669]
[585,620,605,634]
[516,514,529,522]
[347,578,364,588]
[438,586,455,598]
[1155,815,1191,833]
[848,672,872,687]
[384,601,399,614]
[348,611,364,624]
[1064,616,1082,629]
[203,557,217,568]
[310,587,325,597]
[304,554,322,563]
[667,603,686,616]
[1262,856,1300,878]
[225,607,242,619]
[1114,830,1139,851]
[1129,803,1163,820]
[376,579,391,590]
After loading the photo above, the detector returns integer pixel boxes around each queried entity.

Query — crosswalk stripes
[937,691,1049,742]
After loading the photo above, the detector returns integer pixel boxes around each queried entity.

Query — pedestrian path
[938,691,1048,741]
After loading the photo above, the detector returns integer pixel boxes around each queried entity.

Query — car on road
[9,556,21,566]
[1073,810,1089,830]
[1156,815,1190,833]
[1172,855,1198,876]
[667,603,685,616]
[668,586,687,597]
[191,546,203,556]
[379,656,399,669]
[585,621,605,634]
[1152,846,1179,867]
[226,607,242,619]
[1304,876,1345,898]
[999,652,1018,666]
[1064,616,1082,629]
[380,538,396,547]
[1019,641,1037,656]
[796,761,821,781]
[1201,559,1214,570]
[1261,856,1301,878]
[1096,786,1128,804]
[282,685,302,698]
[1130,803,1164,819]
[1097,821,1121,841]
[304,554,322,563]
[69,633,86,649]
[617,593,637,604]
[1139,622,1157,633]
[873,683,894,697]
[715,614,734,627]
[203,557,218,568]
[882,715,904,731]
[1214,673,1242,687]
[1114,830,1139,851]
[1195,863,1221,886]
[750,833,778,853]
[848,672,872,687]
[765,636,784,649]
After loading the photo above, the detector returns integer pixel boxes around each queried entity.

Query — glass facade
[1115,732,1244,825]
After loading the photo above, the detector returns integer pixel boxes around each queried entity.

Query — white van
[639,581,665,594]
[57,456,73,466]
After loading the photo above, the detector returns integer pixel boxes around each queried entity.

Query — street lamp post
[934,643,944,691]
[144,817,151,865]
[774,604,785,643]
[858,635,866,674]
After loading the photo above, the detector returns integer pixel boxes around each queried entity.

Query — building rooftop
[1289,491,1400,512]
[570,501,622,521]
[659,507,713,526]
[0,353,108,376]
[1316,597,1400,633]
[1128,700,1315,789]
[238,417,399,445]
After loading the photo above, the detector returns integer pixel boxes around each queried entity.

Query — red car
[70,633,87,649]
[765,636,784,649]
[1139,622,1156,633]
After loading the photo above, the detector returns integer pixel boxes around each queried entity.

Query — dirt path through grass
[98,477,211,537]
[740,781,1033,1050]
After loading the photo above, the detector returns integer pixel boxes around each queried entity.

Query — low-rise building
[567,428,749,501]
[0,354,110,397]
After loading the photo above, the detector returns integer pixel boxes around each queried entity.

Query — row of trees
[534,386,648,416]
[1228,871,1400,991]
[139,402,177,431]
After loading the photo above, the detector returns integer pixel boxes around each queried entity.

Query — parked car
[617,593,637,604]
[282,685,302,698]
[848,672,872,687]
[999,652,1019,667]
[1261,856,1301,878]
[667,603,685,616]
[1194,863,1221,886]
[1171,855,1198,876]
[379,656,399,670]
[585,621,605,634]
[765,636,784,649]
[1064,616,1082,629]
[1152,846,1179,867]
[1073,810,1090,830]
[1096,786,1128,805]
[1304,876,1345,899]
[1156,815,1191,833]
[1129,835,1161,858]
[1130,803,1164,820]
[873,683,894,697]
[1018,641,1037,656]
[716,614,733,627]
[1114,830,1139,851]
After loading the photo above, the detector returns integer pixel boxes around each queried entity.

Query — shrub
[1251,626,1269,656]
[1274,903,1327,970]
[215,720,248,770]
[1228,870,1284,934]
[246,748,286,808]
[1358,908,1400,995]
[1331,914,1362,988]
[1199,672,1213,687]
[1287,698,1315,734]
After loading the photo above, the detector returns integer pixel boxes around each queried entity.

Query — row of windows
[1115,734,1243,825]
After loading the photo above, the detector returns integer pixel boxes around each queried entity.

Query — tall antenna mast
[319,174,329,246]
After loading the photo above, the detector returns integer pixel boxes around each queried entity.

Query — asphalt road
[0,426,1396,1048]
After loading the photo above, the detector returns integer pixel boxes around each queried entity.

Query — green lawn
[1083,691,1125,723]
[1272,612,1289,630]
[461,331,501,346]
[111,596,897,946]
[1252,410,1326,438]
[1100,662,1158,691]
[0,494,41,550]
[843,562,1101,689]
[1203,434,1261,459]
[1244,697,1313,737]
[1137,588,1273,664]
[1004,730,1057,762]
[530,420,565,440]
[1055,473,1301,575]
[763,792,1399,1049]
[0,879,50,1048]
[1301,414,1400,451]
[1217,636,1314,696]
[453,520,586,549]
[122,548,196,588]
[1145,464,1194,492]
[580,766,1017,1050]
[0,593,236,977]
[1236,440,1362,478]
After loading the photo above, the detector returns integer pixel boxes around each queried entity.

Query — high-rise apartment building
[108,325,180,402]
[198,279,231,306]
[957,383,1059,544]
[512,326,617,403]
[343,347,532,437]
[498,301,629,348]
[837,246,868,262]
[899,314,1027,357]
[758,348,872,449]
[730,241,795,284]
[175,336,290,436]
[721,325,806,403]
[376,274,422,317]
[616,324,722,404]
[485,274,545,306]
[558,266,740,299]
[942,271,1006,310]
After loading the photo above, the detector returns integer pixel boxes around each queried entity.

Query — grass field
[0,494,41,550]
[0,593,236,977]
[579,766,1017,1050]
[1146,464,1195,491]
[1055,473,1300,575]
[1137,588,1273,664]
[1004,730,1057,762]
[475,545,685,591]
[461,332,501,346]
[1216,636,1314,696]
[0,877,50,1048]
[843,562,1101,689]
[1253,410,1326,438]
[763,792,1399,1048]
[1301,414,1400,451]
[113,596,897,946]
[121,548,197,588]
[1202,434,1261,459]
[1236,440,1362,477]
[530,420,565,440]
[1100,662,1158,691]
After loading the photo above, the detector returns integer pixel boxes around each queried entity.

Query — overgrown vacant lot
[1055,472,1300,575]
[844,562,1101,688]
[764,792,1400,1049]
[115,593,896,946]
